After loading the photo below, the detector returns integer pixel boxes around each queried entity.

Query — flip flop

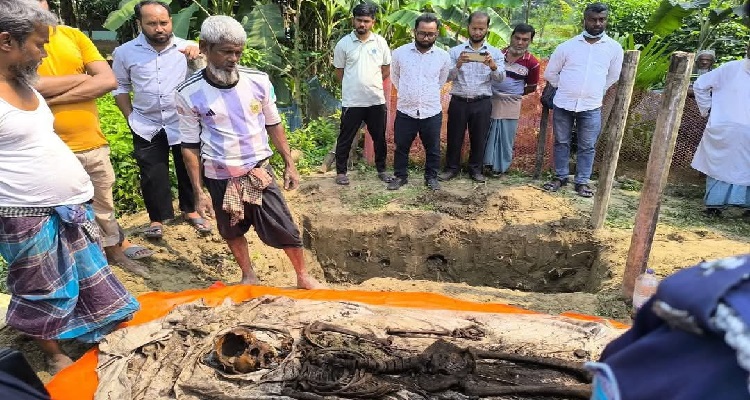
[123,245,154,260]
[143,225,163,239]
[187,216,212,235]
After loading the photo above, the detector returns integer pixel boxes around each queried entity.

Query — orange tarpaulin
[45,283,627,399]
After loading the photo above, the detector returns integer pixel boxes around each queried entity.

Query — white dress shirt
[111,34,193,145]
[390,42,450,119]
[447,41,504,98]
[544,34,623,112]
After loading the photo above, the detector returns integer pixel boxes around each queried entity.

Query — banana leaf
[645,0,710,37]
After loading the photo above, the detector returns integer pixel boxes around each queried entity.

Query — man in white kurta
[690,45,750,215]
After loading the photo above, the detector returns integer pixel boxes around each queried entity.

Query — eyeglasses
[415,31,438,39]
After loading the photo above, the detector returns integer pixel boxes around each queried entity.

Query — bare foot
[238,271,260,285]
[47,353,74,375]
[297,274,327,290]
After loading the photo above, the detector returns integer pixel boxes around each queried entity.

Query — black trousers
[444,97,492,175]
[132,130,195,222]
[393,111,442,181]
[335,104,387,174]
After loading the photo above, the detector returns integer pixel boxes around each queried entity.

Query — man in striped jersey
[176,15,325,289]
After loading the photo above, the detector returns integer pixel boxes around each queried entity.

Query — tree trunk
[59,0,77,27]
[622,52,694,298]
[591,50,640,230]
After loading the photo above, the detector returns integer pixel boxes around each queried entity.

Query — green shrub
[97,94,145,214]
[270,111,340,175]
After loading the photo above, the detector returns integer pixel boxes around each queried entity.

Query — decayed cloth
[222,164,274,226]
[94,295,625,400]
[0,204,139,342]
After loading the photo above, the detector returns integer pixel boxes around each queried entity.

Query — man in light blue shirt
[111,0,207,238]
[440,11,504,183]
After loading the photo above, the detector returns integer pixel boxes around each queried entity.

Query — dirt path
[2,171,748,382]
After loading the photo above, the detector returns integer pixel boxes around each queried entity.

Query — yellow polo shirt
[38,26,108,152]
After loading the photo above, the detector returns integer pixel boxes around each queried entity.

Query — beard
[415,40,434,50]
[208,63,239,85]
[470,34,486,44]
[10,60,41,87]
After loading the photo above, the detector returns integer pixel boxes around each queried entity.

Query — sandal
[122,244,154,260]
[574,183,594,198]
[143,225,163,239]
[542,177,568,192]
[335,174,350,186]
[377,172,394,183]
[186,216,212,235]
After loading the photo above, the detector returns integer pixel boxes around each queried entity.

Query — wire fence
[361,59,706,184]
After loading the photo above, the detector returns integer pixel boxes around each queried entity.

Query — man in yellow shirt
[34,0,150,277]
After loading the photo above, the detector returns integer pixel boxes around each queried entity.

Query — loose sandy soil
[2,171,748,383]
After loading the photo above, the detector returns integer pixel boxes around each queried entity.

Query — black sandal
[574,183,594,198]
[542,177,568,192]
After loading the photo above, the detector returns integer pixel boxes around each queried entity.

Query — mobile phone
[465,52,488,62]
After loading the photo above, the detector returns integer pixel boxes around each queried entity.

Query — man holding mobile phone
[440,11,505,183]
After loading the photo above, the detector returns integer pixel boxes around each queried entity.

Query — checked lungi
[0,204,139,342]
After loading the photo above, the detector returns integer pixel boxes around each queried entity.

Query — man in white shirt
[332,2,392,186]
[542,2,623,198]
[0,0,138,374]
[388,13,450,191]
[112,0,207,238]
[177,16,325,289]
[690,43,750,216]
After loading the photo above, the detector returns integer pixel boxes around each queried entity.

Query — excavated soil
[2,171,749,386]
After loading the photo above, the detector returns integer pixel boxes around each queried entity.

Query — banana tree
[646,0,747,51]
[382,0,521,49]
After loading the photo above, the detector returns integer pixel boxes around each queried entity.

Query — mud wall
[301,213,604,293]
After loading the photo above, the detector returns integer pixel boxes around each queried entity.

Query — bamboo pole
[591,50,641,229]
[533,106,550,179]
[622,51,694,298]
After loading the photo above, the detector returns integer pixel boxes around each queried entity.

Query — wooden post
[622,52,694,298]
[533,106,550,179]
[591,50,641,229]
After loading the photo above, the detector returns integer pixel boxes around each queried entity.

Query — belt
[451,95,490,103]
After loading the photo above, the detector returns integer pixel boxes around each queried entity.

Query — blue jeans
[552,106,602,184]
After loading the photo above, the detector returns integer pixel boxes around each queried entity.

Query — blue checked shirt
[447,41,505,98]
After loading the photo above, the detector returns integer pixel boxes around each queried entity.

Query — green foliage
[97,94,145,214]
[270,112,340,175]
[607,0,662,44]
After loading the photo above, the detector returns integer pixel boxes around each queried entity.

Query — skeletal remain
[470,347,591,382]
[303,321,393,347]
[386,324,485,341]
[212,326,292,374]
[462,377,591,399]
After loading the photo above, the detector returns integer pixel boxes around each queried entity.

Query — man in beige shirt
[332,2,392,186]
